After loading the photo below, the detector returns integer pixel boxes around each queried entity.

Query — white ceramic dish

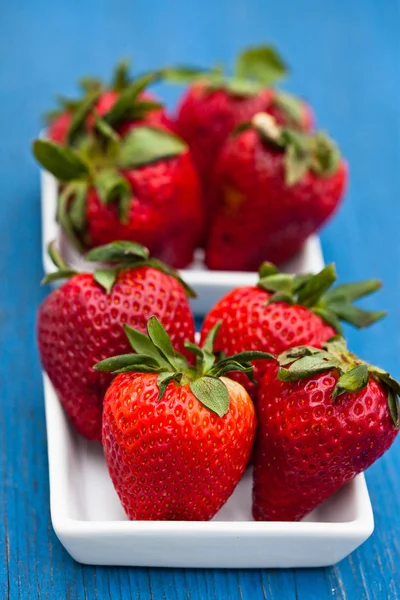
[44,374,374,568]
[41,167,374,567]
[41,169,324,315]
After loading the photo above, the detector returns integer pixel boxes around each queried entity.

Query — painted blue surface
[1,0,399,597]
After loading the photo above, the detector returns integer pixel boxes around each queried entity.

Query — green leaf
[86,240,149,263]
[368,367,400,396]
[327,302,386,329]
[112,58,131,91]
[94,353,159,372]
[235,45,287,87]
[190,376,230,417]
[94,169,131,222]
[387,388,400,428]
[323,280,383,303]
[296,264,336,307]
[68,182,88,232]
[274,92,304,126]
[278,355,338,382]
[41,268,77,285]
[146,316,179,369]
[312,307,343,334]
[118,127,187,169]
[258,273,294,294]
[78,77,102,93]
[32,140,90,182]
[67,90,101,144]
[265,291,294,305]
[222,77,263,96]
[157,372,180,400]
[292,273,313,292]
[258,262,278,279]
[123,324,169,368]
[284,142,310,186]
[129,100,163,119]
[161,66,208,83]
[278,345,321,366]
[202,321,222,354]
[105,73,159,126]
[211,360,254,381]
[93,269,117,294]
[311,132,341,177]
[93,112,120,143]
[47,241,67,269]
[332,364,369,400]
[113,364,164,375]
[57,185,85,251]
[222,351,275,364]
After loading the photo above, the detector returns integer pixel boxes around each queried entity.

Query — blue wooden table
[1,0,399,597]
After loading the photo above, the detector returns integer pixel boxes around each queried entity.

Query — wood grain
[0,0,399,598]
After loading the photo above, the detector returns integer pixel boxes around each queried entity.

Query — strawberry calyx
[163,45,287,97]
[271,91,307,128]
[94,316,273,417]
[32,126,187,249]
[257,262,386,334]
[276,337,400,427]
[243,112,341,184]
[44,60,162,140]
[42,240,196,298]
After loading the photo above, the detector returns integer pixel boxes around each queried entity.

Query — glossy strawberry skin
[85,151,203,268]
[200,286,335,400]
[175,84,313,217]
[37,267,195,441]
[48,91,171,144]
[253,361,398,521]
[205,128,347,270]
[103,374,255,520]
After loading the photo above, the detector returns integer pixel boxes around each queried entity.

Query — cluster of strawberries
[33,47,347,271]
[38,240,399,522]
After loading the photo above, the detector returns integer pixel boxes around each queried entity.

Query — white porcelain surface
[41,170,324,315]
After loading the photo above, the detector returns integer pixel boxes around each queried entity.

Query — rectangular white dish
[40,176,375,566]
[44,374,374,568]
[41,169,324,315]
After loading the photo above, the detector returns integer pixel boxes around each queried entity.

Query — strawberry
[37,241,196,441]
[205,113,347,270]
[253,338,400,521]
[46,60,171,146]
[33,123,203,268]
[95,317,271,520]
[200,263,385,401]
[172,46,313,217]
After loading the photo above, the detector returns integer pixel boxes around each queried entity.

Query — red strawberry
[253,338,400,521]
[37,242,196,441]
[33,124,203,268]
[95,317,270,520]
[205,113,347,270]
[200,263,385,401]
[172,46,313,217]
[47,61,172,146]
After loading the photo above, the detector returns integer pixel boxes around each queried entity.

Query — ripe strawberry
[33,124,203,268]
[205,113,347,270]
[47,60,171,146]
[37,241,196,441]
[253,338,400,521]
[95,317,271,520]
[172,46,313,217]
[201,263,385,401]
